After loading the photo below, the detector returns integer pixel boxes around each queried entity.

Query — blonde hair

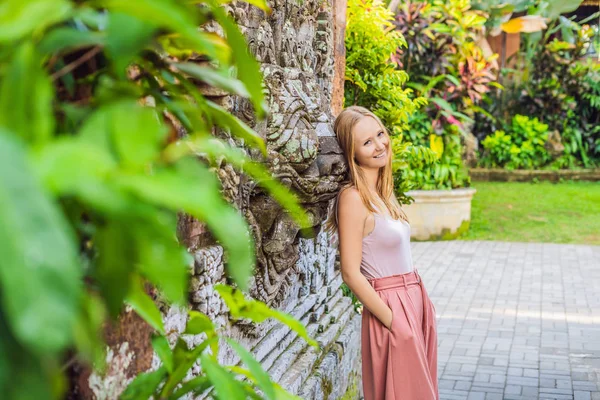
[326,106,408,233]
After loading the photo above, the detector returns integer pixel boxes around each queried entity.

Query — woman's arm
[338,188,393,330]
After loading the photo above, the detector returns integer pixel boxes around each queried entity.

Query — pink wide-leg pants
[361,270,438,400]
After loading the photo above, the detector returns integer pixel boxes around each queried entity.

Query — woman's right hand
[384,307,393,331]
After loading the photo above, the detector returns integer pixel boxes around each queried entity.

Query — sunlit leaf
[0,0,71,43]
[429,134,444,159]
[174,63,250,97]
[121,366,167,400]
[204,101,267,154]
[185,311,215,335]
[216,285,318,348]
[227,339,276,400]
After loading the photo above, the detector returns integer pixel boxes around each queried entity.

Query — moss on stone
[339,371,361,400]
[321,376,333,399]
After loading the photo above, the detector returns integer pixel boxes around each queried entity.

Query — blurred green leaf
[160,336,217,397]
[125,275,165,335]
[106,12,156,76]
[115,159,255,290]
[201,354,246,400]
[175,63,250,97]
[205,100,267,155]
[273,382,304,400]
[544,0,583,20]
[72,293,107,368]
[101,0,225,62]
[38,27,104,55]
[152,335,174,373]
[33,138,116,193]
[0,132,81,356]
[95,221,135,317]
[227,339,276,400]
[135,217,189,305]
[106,102,168,168]
[0,0,71,43]
[169,375,211,399]
[216,0,270,12]
[0,42,54,145]
[0,309,56,399]
[170,136,309,229]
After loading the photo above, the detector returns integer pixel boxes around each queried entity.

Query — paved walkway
[413,240,600,400]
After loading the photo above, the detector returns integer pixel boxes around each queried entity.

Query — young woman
[329,106,438,400]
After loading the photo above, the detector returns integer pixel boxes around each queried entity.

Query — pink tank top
[361,213,414,280]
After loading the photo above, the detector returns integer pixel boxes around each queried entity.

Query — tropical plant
[0,0,313,399]
[345,0,427,135]
[122,286,317,400]
[478,10,600,168]
[396,124,471,191]
[391,0,496,190]
[480,114,550,169]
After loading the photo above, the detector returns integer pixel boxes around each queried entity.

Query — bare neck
[363,167,380,192]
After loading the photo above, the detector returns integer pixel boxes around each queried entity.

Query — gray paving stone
[411,240,600,400]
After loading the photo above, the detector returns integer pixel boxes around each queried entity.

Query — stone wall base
[470,168,600,182]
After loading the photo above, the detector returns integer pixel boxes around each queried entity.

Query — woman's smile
[374,149,387,159]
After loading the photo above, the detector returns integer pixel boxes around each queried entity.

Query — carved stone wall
[81,0,360,398]
[182,0,361,397]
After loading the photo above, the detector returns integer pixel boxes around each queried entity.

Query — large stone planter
[402,188,477,241]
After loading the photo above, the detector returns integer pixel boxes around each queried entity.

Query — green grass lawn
[459,181,600,245]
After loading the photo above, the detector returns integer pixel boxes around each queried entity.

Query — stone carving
[205,0,347,308]
[545,130,565,158]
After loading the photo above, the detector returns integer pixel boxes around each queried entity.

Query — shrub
[345,0,426,135]
[480,115,550,169]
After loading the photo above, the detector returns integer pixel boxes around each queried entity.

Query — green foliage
[123,303,306,400]
[344,0,426,135]
[391,0,496,191]
[475,9,600,168]
[394,0,496,120]
[480,115,550,169]
[0,0,314,398]
[340,283,362,313]
[396,125,471,192]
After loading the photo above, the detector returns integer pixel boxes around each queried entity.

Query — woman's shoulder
[338,184,359,202]
[338,185,367,215]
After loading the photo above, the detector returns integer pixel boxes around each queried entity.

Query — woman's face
[352,116,390,169]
